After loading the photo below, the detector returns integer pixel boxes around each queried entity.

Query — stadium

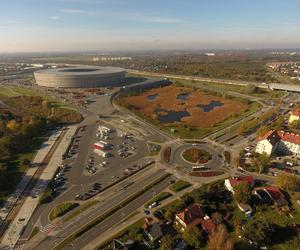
[34,66,126,88]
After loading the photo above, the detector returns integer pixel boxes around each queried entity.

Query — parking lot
[85,123,148,178]
[52,117,152,202]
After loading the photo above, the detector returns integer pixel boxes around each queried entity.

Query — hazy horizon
[1,0,300,53]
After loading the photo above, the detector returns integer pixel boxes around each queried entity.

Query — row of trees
[0,94,81,203]
[237,105,281,136]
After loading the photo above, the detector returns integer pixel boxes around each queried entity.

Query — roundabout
[166,141,225,177]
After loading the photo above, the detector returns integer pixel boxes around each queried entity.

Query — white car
[148,202,158,208]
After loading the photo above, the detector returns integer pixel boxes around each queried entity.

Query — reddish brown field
[121,85,247,128]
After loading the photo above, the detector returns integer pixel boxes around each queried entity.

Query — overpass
[269,83,300,93]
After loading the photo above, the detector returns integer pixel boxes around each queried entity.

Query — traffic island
[182,148,212,164]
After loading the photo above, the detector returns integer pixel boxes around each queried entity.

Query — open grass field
[0,86,74,109]
[0,86,82,124]
[120,85,247,128]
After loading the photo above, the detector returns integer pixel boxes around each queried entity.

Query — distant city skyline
[1,0,300,52]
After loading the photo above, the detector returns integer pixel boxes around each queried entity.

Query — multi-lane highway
[27,169,171,249]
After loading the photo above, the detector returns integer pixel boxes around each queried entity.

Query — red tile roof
[257,130,281,145]
[201,218,215,233]
[258,130,300,145]
[229,176,255,188]
[176,203,205,226]
[264,186,284,200]
[277,131,300,145]
[291,108,300,117]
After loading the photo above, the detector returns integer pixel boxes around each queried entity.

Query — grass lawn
[147,141,162,156]
[158,199,182,211]
[170,180,192,192]
[144,192,173,208]
[0,85,77,111]
[63,200,99,223]
[0,86,20,97]
[182,148,212,163]
[171,78,286,99]
[49,202,79,221]
[29,227,39,240]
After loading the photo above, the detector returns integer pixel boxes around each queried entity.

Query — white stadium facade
[34,66,126,88]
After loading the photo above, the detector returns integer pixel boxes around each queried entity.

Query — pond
[176,93,191,101]
[155,108,190,123]
[197,100,224,112]
[147,94,159,100]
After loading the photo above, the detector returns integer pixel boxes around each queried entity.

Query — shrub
[163,146,171,163]
[170,180,191,192]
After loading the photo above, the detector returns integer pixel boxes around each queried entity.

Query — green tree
[241,218,272,246]
[6,119,20,133]
[233,182,252,204]
[290,120,300,129]
[128,225,143,241]
[181,194,194,206]
[273,116,285,131]
[256,152,270,173]
[21,158,31,167]
[256,125,270,137]
[182,226,205,249]
[160,235,173,250]
[237,122,249,135]
[245,84,260,94]
[164,210,174,222]
[208,224,233,250]
[275,173,300,192]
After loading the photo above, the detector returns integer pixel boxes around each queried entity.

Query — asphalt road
[68,175,173,249]
[33,169,169,249]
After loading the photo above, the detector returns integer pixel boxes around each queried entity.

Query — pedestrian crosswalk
[13,244,24,250]
[40,223,56,234]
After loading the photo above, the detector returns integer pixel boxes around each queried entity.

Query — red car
[283,168,294,174]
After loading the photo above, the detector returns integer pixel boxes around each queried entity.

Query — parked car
[148,202,158,209]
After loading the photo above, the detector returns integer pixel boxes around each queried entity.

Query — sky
[0,0,300,52]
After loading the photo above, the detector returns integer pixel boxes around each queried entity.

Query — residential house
[112,239,134,250]
[255,130,300,156]
[289,108,300,124]
[224,176,255,193]
[175,203,215,233]
[255,130,281,156]
[144,222,176,246]
[237,203,252,218]
[255,186,287,206]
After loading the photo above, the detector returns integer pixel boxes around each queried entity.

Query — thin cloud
[135,16,185,24]
[60,9,95,15]
[59,9,187,24]
[50,16,61,20]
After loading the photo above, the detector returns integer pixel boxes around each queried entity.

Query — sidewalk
[0,130,62,230]
[0,126,77,249]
